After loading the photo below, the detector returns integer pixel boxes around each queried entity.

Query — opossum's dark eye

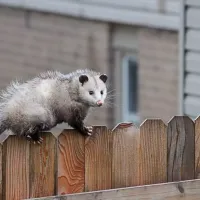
[89,91,94,95]
[100,90,103,95]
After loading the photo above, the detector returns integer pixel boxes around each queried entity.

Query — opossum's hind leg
[25,126,43,144]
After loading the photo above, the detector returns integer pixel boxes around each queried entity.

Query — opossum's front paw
[27,133,43,144]
[25,135,43,144]
[84,126,93,136]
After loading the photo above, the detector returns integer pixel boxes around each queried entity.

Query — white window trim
[122,55,140,124]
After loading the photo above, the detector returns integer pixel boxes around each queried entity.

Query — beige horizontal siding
[138,28,179,123]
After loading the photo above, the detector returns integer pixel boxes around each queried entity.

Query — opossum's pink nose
[97,100,103,106]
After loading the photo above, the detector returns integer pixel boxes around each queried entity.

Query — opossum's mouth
[88,102,103,107]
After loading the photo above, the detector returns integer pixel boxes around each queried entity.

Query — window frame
[121,55,140,124]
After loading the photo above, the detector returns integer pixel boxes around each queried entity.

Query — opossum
[0,69,108,143]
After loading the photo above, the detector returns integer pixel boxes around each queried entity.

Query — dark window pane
[128,59,138,113]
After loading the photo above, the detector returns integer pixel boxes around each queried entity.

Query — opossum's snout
[96,100,103,107]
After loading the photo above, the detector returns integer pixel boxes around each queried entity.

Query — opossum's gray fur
[0,69,108,142]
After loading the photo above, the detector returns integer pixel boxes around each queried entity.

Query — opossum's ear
[99,74,107,83]
[79,75,88,85]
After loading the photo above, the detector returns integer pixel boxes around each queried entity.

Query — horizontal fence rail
[0,116,199,199]
[26,179,200,200]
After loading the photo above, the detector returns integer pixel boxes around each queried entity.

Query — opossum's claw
[85,126,93,136]
[25,135,32,141]
[38,137,43,143]
[33,136,43,145]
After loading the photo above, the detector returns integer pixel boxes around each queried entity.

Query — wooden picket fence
[0,116,200,199]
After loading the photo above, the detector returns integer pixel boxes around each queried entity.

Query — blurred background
[0,0,197,141]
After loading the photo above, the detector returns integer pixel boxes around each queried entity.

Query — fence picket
[112,123,140,188]
[29,132,57,198]
[195,116,200,178]
[85,126,112,192]
[2,136,30,200]
[139,119,167,185]
[167,116,195,182]
[58,130,85,195]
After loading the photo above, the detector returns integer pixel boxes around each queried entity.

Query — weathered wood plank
[139,119,167,185]
[2,136,30,200]
[85,126,112,192]
[29,133,57,198]
[112,123,140,188]
[167,116,195,182]
[27,179,200,200]
[195,117,200,178]
[58,130,85,195]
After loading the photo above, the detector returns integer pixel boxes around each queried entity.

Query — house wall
[112,25,179,125]
[0,7,110,138]
[138,28,179,123]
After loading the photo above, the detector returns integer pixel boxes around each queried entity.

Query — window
[122,55,140,124]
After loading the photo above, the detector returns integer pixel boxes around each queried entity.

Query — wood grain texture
[58,130,85,195]
[139,119,167,185]
[0,144,2,200]
[167,116,195,182]
[85,126,112,192]
[3,136,30,200]
[112,124,140,188]
[195,117,200,178]
[29,133,57,198]
[27,179,200,200]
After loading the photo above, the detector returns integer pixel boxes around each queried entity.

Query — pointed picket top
[0,132,9,145]
[59,128,79,137]
[195,115,200,122]
[140,118,166,128]
[1,134,15,144]
[111,122,135,132]
[91,125,108,132]
[167,115,193,124]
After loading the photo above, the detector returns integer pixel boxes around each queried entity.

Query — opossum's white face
[78,74,107,107]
